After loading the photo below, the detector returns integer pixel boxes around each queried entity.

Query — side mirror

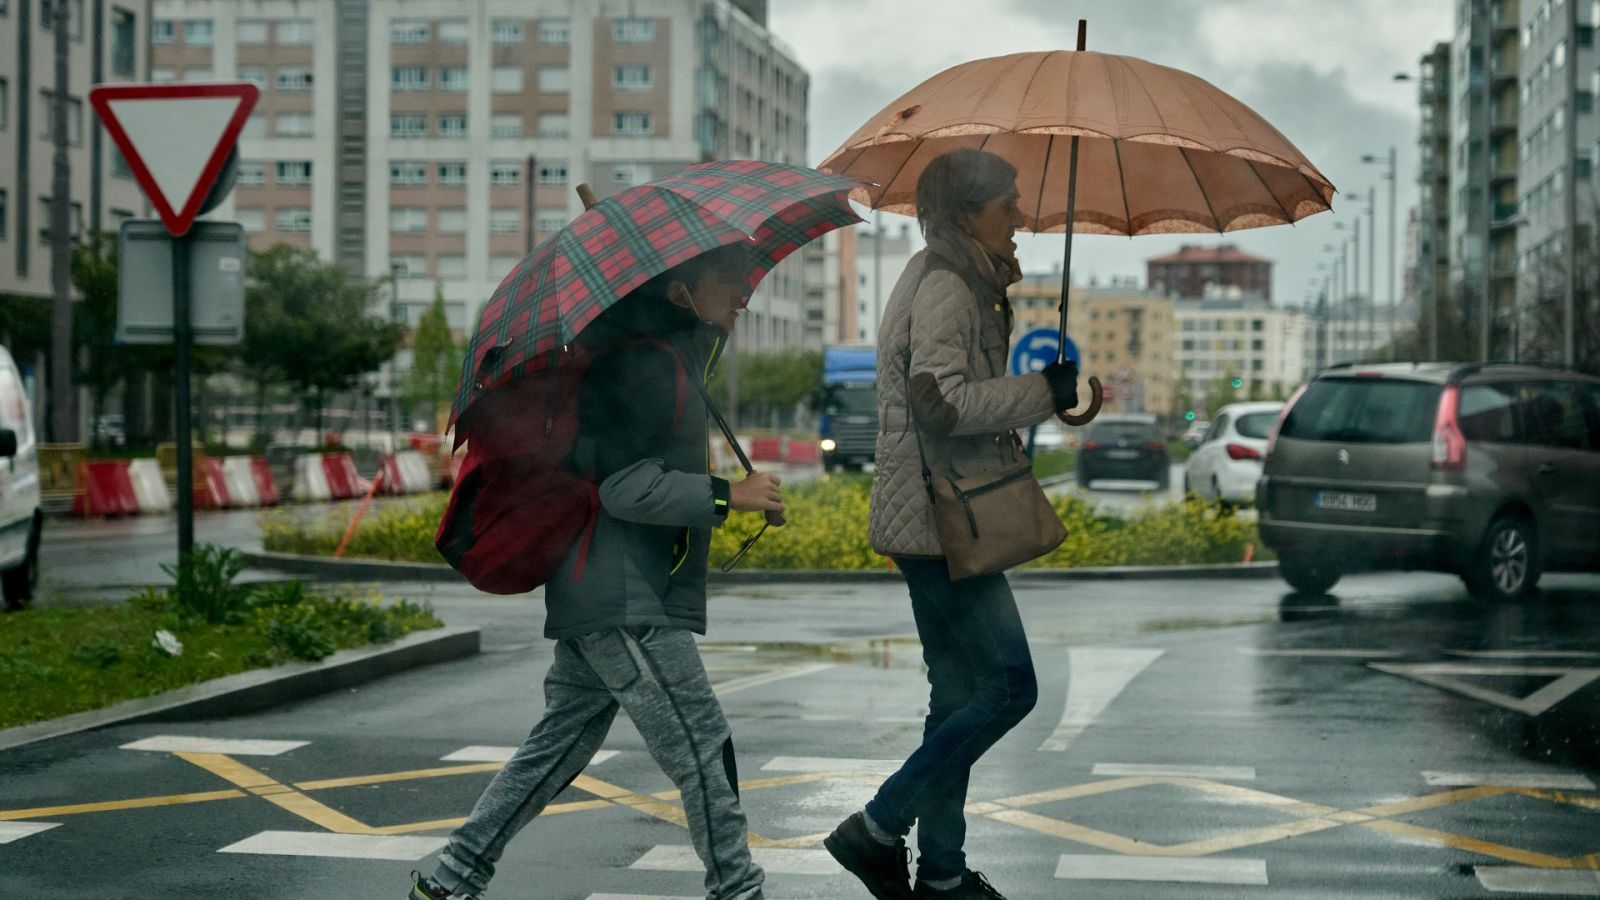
[0,429,16,458]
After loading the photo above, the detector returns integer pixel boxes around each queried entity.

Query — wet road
[5,568,1599,898]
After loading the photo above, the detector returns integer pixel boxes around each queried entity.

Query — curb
[242,550,1279,585]
[0,625,480,753]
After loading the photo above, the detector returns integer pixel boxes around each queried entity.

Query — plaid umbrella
[450,159,861,428]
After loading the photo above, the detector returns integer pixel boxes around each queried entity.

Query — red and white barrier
[193,458,231,509]
[220,457,261,507]
[321,453,365,499]
[248,457,280,506]
[748,436,784,463]
[127,459,172,514]
[72,460,139,517]
[785,440,821,465]
[293,454,332,502]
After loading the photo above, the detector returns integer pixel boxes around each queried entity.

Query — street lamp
[1362,149,1398,359]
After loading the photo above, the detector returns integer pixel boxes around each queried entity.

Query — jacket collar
[924,227,1012,297]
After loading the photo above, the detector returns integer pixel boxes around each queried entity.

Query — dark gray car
[1258,362,1600,601]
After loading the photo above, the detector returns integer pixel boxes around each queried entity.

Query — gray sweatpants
[433,626,765,900]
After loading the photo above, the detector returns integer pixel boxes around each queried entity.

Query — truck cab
[818,345,877,471]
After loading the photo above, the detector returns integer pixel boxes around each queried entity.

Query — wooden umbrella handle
[576,183,598,210]
[1058,376,1104,427]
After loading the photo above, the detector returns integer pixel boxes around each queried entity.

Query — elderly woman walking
[823,148,1081,900]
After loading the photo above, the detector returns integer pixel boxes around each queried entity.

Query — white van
[0,346,41,610]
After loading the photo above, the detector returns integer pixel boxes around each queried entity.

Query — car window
[1582,383,1600,452]
[1459,382,1519,443]
[1279,378,1442,444]
[1205,415,1230,443]
[1521,381,1590,450]
[1235,412,1277,440]
[1091,422,1160,443]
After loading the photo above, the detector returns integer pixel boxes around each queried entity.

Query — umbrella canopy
[450,159,861,428]
[820,49,1335,235]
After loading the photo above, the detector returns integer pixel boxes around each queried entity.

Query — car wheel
[1077,468,1092,489]
[1278,549,1341,596]
[3,514,41,611]
[1465,515,1540,602]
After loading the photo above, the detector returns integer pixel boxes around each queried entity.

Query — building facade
[1173,288,1310,404]
[1146,244,1272,302]
[1414,40,1452,354]
[150,0,810,354]
[852,220,913,344]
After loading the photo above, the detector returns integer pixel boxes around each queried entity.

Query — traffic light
[1231,377,1243,389]
[1184,410,1197,422]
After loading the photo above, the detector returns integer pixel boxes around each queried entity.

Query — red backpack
[435,339,686,595]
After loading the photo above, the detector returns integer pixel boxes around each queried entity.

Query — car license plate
[1107,450,1138,460]
[1315,491,1377,512]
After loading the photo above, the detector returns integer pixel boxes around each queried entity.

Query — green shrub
[162,544,251,624]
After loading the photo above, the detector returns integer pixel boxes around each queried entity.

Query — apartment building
[151,0,810,353]
[802,225,856,348]
[1147,244,1272,302]
[1173,287,1310,399]
[852,220,914,343]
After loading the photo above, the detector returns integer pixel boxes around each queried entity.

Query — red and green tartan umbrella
[449,159,862,429]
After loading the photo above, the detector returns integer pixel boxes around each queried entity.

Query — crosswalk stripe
[1092,763,1257,780]
[439,747,620,766]
[1424,771,1595,789]
[0,822,60,844]
[1056,854,1269,885]
[631,845,839,875]
[217,830,446,860]
[761,756,902,774]
[120,736,308,756]
[1476,867,1600,895]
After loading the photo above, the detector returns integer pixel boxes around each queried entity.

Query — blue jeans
[865,557,1038,883]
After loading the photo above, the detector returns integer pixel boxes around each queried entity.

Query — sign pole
[172,232,194,560]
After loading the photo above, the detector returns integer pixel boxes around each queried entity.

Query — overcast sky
[770,0,1454,310]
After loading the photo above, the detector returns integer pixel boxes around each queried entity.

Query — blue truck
[817,344,878,471]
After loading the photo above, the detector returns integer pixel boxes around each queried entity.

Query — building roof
[1146,244,1272,265]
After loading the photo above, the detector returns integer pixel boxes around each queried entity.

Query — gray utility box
[117,218,245,345]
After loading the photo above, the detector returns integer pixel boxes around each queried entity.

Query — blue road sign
[1010,327,1079,375]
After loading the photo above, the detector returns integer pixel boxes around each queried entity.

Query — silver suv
[1258,362,1600,601]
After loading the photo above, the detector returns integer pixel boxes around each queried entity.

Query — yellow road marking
[650,770,877,801]
[994,776,1159,808]
[1163,817,1349,856]
[1357,785,1510,817]
[0,789,244,821]
[1361,819,1576,869]
[177,751,376,835]
[174,752,280,790]
[986,808,1159,855]
[751,831,832,849]
[294,763,503,792]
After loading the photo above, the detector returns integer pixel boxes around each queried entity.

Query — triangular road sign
[88,82,259,237]
[1370,662,1600,716]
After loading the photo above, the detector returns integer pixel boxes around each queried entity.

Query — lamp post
[1362,149,1398,359]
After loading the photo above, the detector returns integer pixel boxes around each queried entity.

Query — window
[111,8,135,76]
[537,67,570,93]
[390,162,425,186]
[1521,381,1591,449]
[392,67,428,92]
[613,18,655,43]
[537,163,568,186]
[612,112,652,136]
[275,113,312,137]
[491,19,523,43]
[1459,383,1519,442]
[489,208,521,234]
[183,19,212,45]
[0,79,8,130]
[492,67,523,93]
[436,162,467,186]
[391,20,428,44]
[151,67,175,84]
[276,67,313,92]
[277,19,313,44]
[491,254,522,275]
[241,114,265,139]
[613,164,642,185]
[537,113,569,137]
[390,114,426,138]
[613,65,652,91]
[438,19,468,44]
[235,208,264,231]
[437,114,467,138]
[237,68,267,89]
[390,254,427,278]
[436,208,466,233]
[237,18,268,44]
[38,91,83,145]
[535,211,567,234]
[0,190,6,240]
[275,161,312,186]
[440,67,469,92]
[538,19,570,43]
[151,18,174,44]
[236,162,265,186]
[490,114,522,138]
[437,254,466,278]
[274,207,312,232]
[110,147,134,178]
[182,68,213,82]
[389,207,428,234]
[490,162,521,186]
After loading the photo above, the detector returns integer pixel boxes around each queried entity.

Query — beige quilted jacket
[867,237,1057,559]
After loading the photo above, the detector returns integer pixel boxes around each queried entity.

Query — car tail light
[1144,440,1166,451]
[1225,443,1262,461]
[1431,383,1467,471]
[1083,439,1101,450]
[1265,383,1308,457]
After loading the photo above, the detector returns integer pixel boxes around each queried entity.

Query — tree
[401,283,463,431]
[243,245,405,437]
[706,349,822,427]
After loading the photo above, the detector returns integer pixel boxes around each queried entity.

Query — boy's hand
[731,471,784,517]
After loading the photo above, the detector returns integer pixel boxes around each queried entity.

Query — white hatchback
[1183,401,1284,505]
[0,345,41,610]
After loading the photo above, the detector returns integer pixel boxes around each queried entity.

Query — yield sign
[88,82,259,236]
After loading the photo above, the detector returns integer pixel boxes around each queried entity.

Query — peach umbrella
[820,22,1336,418]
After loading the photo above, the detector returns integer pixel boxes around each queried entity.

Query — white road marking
[1039,648,1164,752]
[1476,867,1600,895]
[217,830,447,860]
[631,845,839,875]
[1056,854,1269,885]
[713,663,834,697]
[439,747,620,766]
[120,736,309,756]
[1423,771,1596,789]
[761,756,903,774]
[0,822,60,844]
[1447,650,1600,659]
[1092,763,1257,780]
[1239,648,1400,657]
[586,895,700,900]
[1369,662,1600,716]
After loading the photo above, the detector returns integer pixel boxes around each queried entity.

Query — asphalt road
[5,564,1600,899]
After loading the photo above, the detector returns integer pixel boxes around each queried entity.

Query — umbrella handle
[1058,376,1104,427]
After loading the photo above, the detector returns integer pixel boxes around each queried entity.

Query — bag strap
[902,258,946,502]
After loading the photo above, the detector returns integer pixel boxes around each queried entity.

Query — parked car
[1258,362,1600,601]
[1184,401,1284,505]
[1077,413,1170,489]
[1031,419,1068,451]
[1181,420,1211,448]
[0,345,42,610]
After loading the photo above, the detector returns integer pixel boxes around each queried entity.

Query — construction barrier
[320,453,365,500]
[38,443,87,514]
[126,459,172,514]
[194,458,231,509]
[785,440,821,465]
[72,460,139,517]
[748,436,784,463]
[220,457,261,508]
[293,454,332,502]
[248,457,280,506]
[377,450,434,495]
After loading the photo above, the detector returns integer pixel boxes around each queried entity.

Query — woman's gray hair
[915,148,1019,238]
